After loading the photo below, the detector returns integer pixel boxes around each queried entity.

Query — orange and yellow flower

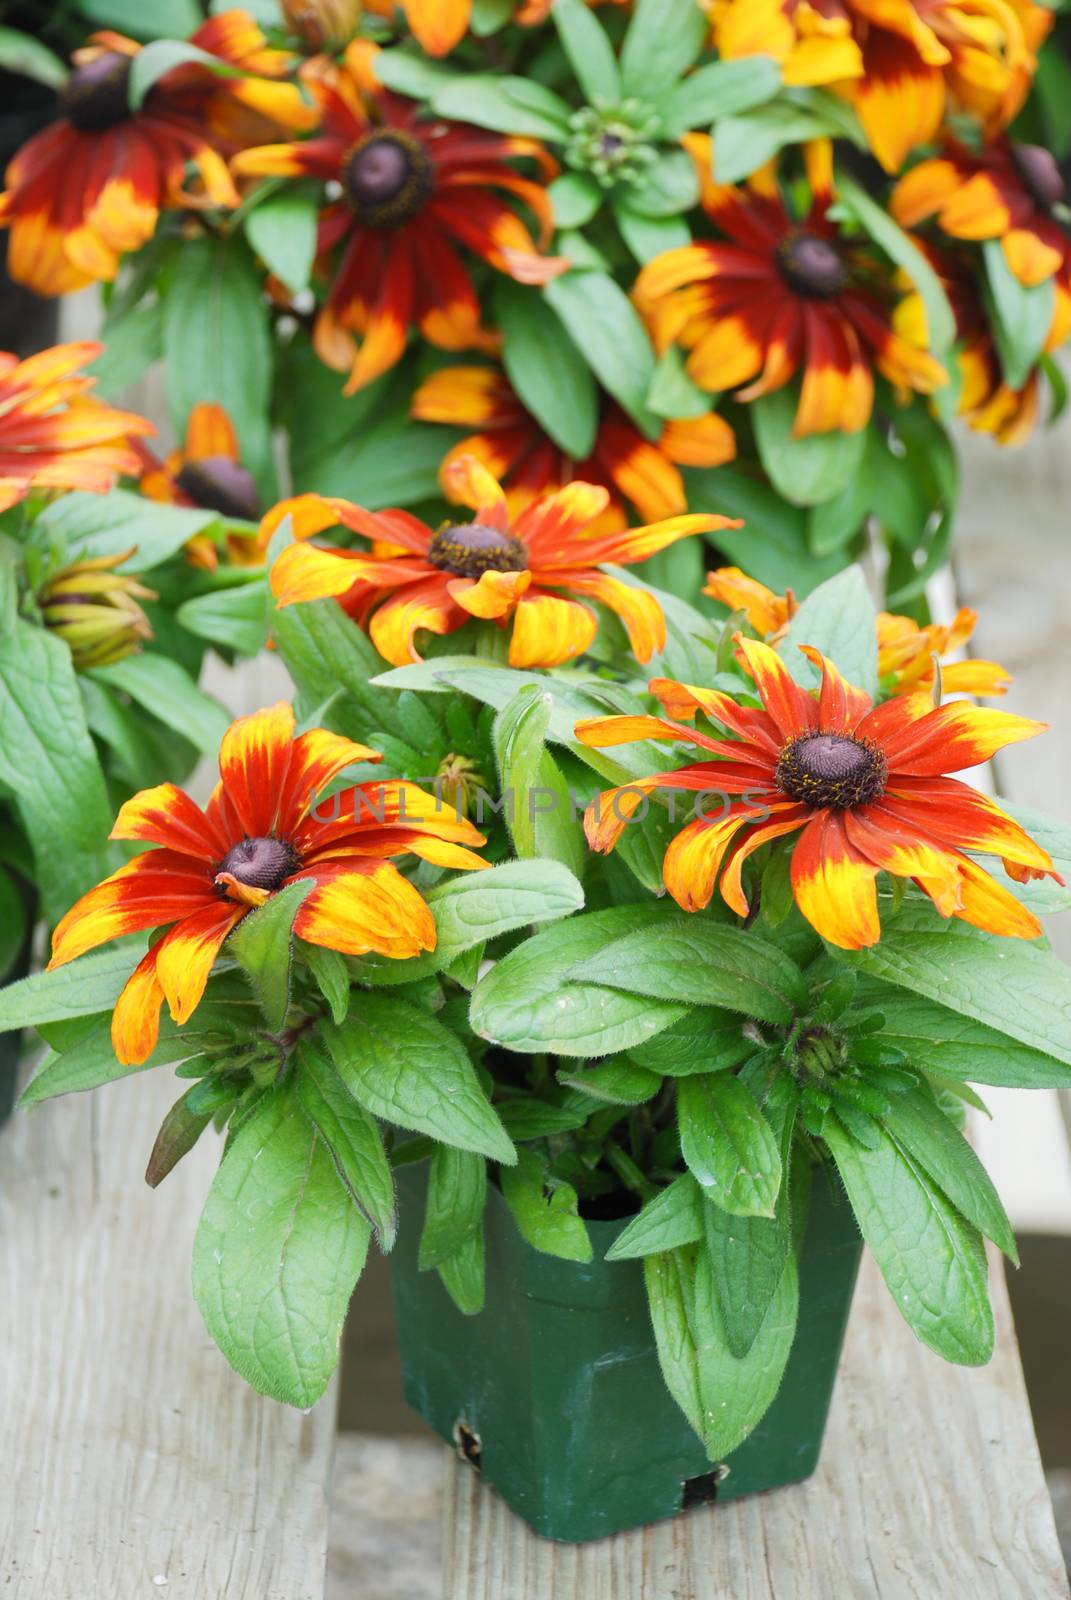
[263,456,738,667]
[135,402,262,570]
[708,0,1050,173]
[0,13,313,297]
[410,362,735,529]
[635,138,946,437]
[577,638,1058,948]
[0,340,153,513]
[892,139,1071,291]
[705,566,1011,698]
[361,0,626,58]
[233,44,565,394]
[48,702,487,1065]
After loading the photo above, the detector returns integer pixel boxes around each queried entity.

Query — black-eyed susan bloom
[410,363,735,529]
[135,402,262,570]
[0,13,313,297]
[0,340,152,511]
[635,138,946,437]
[232,43,566,394]
[263,456,738,668]
[48,703,488,1065]
[576,637,1058,949]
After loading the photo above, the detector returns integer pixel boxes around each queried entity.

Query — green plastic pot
[390,1160,862,1543]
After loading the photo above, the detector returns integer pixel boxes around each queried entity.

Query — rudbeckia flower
[135,402,262,570]
[0,340,152,512]
[708,0,1050,173]
[360,0,622,57]
[232,44,566,394]
[48,702,487,1065]
[705,567,1011,698]
[635,138,946,437]
[576,638,1059,948]
[410,363,736,529]
[263,456,738,667]
[892,139,1070,290]
[0,12,313,297]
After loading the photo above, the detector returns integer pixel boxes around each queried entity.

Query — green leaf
[494,281,597,457]
[500,1148,593,1262]
[691,1233,799,1457]
[883,1087,1017,1263]
[646,345,710,420]
[628,1007,753,1076]
[752,386,867,507]
[545,269,660,436]
[469,904,687,1057]
[779,565,878,699]
[492,687,585,876]
[161,235,274,497]
[88,301,164,397]
[273,595,392,726]
[129,39,240,107]
[0,25,67,87]
[837,171,956,368]
[658,55,781,136]
[90,653,230,755]
[552,0,620,102]
[983,239,1055,391]
[702,1185,791,1358]
[684,466,845,596]
[418,1145,487,1269]
[302,942,351,1025]
[176,578,269,658]
[824,1118,993,1365]
[144,1087,214,1188]
[851,981,1071,1089]
[291,413,449,507]
[244,180,319,295]
[558,1056,661,1105]
[431,75,572,139]
[496,1098,590,1139]
[295,1039,397,1248]
[192,1084,371,1406]
[0,622,117,921]
[983,801,1071,913]
[227,879,315,1031]
[428,858,584,963]
[613,202,691,265]
[324,996,516,1164]
[570,922,806,1026]
[626,149,700,218]
[605,1172,704,1259]
[711,101,847,185]
[77,0,201,35]
[371,45,461,100]
[678,1073,783,1216]
[620,0,707,99]
[0,943,147,1032]
[437,1225,485,1314]
[838,913,1071,1068]
[549,172,602,229]
[37,487,219,572]
[644,1248,704,1439]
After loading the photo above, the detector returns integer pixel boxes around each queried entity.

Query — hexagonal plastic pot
[389,1161,862,1543]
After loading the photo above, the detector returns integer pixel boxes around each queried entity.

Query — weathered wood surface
[0,1067,337,1600]
[441,1249,1070,1600]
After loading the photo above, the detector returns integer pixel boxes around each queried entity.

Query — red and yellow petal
[440,453,511,529]
[704,568,796,637]
[448,568,531,619]
[278,727,382,833]
[734,635,818,740]
[512,481,610,556]
[111,945,167,1067]
[878,699,1047,776]
[553,570,666,664]
[789,810,881,949]
[583,774,670,853]
[293,858,436,957]
[154,902,246,1026]
[368,575,462,664]
[507,590,597,668]
[218,701,296,837]
[951,854,1042,940]
[49,852,218,968]
[1003,226,1064,288]
[402,0,471,56]
[110,782,227,861]
[718,808,808,916]
[662,808,758,912]
[879,778,1057,877]
[185,401,239,462]
[799,645,872,731]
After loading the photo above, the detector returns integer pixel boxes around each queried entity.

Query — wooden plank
[0,1067,336,1600]
[442,1250,1069,1599]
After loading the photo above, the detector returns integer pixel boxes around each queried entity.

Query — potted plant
[3,0,1071,1547]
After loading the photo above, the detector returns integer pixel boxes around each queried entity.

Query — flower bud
[281,0,363,51]
[39,548,156,670]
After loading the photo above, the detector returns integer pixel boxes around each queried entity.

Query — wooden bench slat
[442,1250,1069,1599]
[0,1070,335,1600]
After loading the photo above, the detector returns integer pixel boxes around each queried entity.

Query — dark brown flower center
[60,52,133,133]
[775,732,887,809]
[426,521,527,579]
[1011,143,1065,211]
[216,836,299,893]
[343,130,433,227]
[778,230,849,298]
[176,457,261,522]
